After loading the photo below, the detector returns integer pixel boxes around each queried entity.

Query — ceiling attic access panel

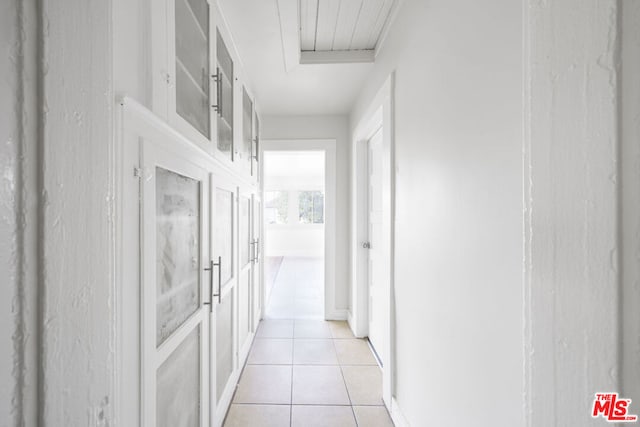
[298,0,395,63]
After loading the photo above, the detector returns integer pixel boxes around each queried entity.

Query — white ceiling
[217,0,377,115]
[300,0,395,51]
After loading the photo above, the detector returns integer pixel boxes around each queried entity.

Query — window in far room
[298,190,324,224]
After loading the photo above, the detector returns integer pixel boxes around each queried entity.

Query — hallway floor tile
[223,320,394,426]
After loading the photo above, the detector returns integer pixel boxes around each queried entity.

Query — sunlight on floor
[264,257,324,319]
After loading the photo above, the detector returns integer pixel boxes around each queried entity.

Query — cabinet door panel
[241,88,253,173]
[174,0,210,139]
[157,327,201,427]
[141,141,210,427]
[216,31,234,159]
[155,167,201,346]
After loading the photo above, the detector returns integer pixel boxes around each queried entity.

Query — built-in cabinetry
[123,1,264,426]
[153,0,262,182]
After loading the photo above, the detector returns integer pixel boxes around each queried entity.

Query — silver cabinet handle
[204,256,222,311]
[251,239,260,264]
[211,67,222,116]
[250,241,257,263]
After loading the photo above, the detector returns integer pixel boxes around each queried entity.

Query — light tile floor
[223,319,395,427]
[264,257,324,320]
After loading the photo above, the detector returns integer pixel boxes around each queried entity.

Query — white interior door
[210,176,238,426]
[367,128,385,364]
[141,141,210,427]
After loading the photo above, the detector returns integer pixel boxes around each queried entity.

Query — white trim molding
[390,397,410,427]
[351,74,396,409]
[300,50,375,64]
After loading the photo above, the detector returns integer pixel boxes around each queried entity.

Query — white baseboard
[238,332,254,367]
[391,397,410,427]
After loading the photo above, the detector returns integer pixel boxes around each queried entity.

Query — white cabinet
[141,3,264,426]
[173,0,211,140]
[151,0,262,187]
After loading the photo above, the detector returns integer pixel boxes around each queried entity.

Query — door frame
[350,75,395,410]
[260,139,337,319]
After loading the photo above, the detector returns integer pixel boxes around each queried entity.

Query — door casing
[350,75,395,411]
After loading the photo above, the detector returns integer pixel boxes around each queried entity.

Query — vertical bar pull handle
[204,256,223,310]
[203,259,215,312]
[252,239,259,264]
[251,240,259,264]
[211,67,222,116]
[213,256,222,304]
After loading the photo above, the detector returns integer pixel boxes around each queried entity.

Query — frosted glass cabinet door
[241,88,253,174]
[156,167,200,346]
[157,327,201,427]
[215,291,234,402]
[216,30,233,159]
[213,188,234,285]
[239,196,250,268]
[141,140,210,427]
[238,194,252,349]
[210,180,238,422]
[175,0,210,138]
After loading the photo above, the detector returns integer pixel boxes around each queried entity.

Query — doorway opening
[263,151,326,319]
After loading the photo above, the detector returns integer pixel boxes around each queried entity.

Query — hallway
[224,320,393,427]
[3,0,640,425]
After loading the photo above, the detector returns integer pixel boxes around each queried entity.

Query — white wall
[350,1,523,425]
[524,1,640,425]
[0,0,38,425]
[621,0,640,409]
[113,0,150,107]
[265,226,324,258]
[1,0,116,425]
[40,0,115,425]
[262,116,350,311]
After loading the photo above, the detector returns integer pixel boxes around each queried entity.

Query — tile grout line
[290,320,295,427]
[331,335,359,427]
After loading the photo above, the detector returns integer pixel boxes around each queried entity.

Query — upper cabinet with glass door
[154,0,262,181]
[252,110,261,184]
[239,87,253,176]
[167,0,215,151]
[175,0,210,139]
[215,31,234,161]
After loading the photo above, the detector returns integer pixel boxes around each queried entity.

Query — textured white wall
[39,0,115,425]
[524,1,626,425]
[351,0,523,425]
[621,0,640,410]
[262,115,351,311]
[1,0,38,425]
